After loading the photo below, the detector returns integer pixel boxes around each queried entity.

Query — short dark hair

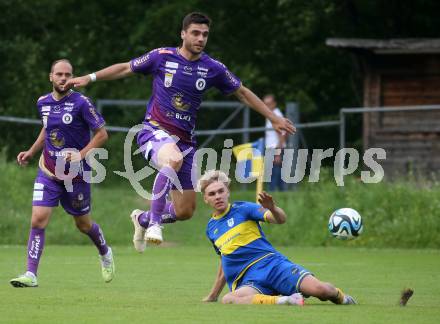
[182,12,211,30]
[50,59,72,72]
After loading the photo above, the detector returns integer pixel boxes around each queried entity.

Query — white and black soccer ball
[328,208,363,240]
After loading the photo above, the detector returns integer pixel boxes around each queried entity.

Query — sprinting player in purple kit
[10,59,114,287]
[64,12,296,249]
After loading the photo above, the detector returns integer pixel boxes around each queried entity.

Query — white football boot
[145,223,163,245]
[130,209,147,252]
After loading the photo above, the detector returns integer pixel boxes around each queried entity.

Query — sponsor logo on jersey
[133,54,150,66]
[41,105,51,112]
[53,105,62,113]
[48,150,69,157]
[62,113,73,124]
[42,116,48,128]
[88,106,100,122]
[171,92,190,111]
[166,111,191,121]
[197,66,209,72]
[49,129,65,148]
[183,66,193,75]
[165,68,176,74]
[197,71,207,77]
[226,70,240,86]
[174,112,191,121]
[165,61,179,69]
[64,102,74,111]
[184,66,192,72]
[164,73,174,87]
[195,78,206,91]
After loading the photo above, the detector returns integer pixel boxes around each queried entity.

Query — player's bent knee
[74,217,93,233]
[175,209,194,220]
[31,219,46,228]
[221,293,235,304]
[76,222,92,233]
[167,157,183,171]
[31,211,50,228]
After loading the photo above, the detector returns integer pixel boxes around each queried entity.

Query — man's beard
[54,85,69,95]
[187,43,203,55]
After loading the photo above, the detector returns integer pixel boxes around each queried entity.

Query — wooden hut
[326,38,440,176]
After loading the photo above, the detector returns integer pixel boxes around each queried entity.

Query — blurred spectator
[264,94,287,191]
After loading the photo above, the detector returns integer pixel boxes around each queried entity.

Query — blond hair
[198,170,231,193]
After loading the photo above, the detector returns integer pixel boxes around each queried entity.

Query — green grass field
[1,160,440,322]
[1,245,439,323]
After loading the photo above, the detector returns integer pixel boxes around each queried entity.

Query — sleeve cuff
[263,210,272,223]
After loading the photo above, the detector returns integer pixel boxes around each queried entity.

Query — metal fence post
[240,107,250,190]
[286,102,299,190]
[97,100,103,115]
[242,106,250,144]
[339,108,346,151]
[338,109,346,173]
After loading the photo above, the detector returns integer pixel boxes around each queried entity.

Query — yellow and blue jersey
[206,201,280,291]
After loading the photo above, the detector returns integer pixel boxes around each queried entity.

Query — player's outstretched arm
[258,191,287,224]
[202,260,226,302]
[17,127,46,166]
[65,127,108,162]
[63,62,133,90]
[233,85,296,135]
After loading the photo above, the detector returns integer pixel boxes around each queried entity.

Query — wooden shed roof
[326,38,440,54]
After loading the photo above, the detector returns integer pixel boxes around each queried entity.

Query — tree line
[1,0,439,158]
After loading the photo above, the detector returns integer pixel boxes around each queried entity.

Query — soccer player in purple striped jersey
[10,59,114,288]
[64,12,296,248]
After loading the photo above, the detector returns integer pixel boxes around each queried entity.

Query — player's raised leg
[222,286,304,306]
[145,142,183,244]
[130,124,197,248]
[10,206,52,288]
[73,214,114,283]
[131,185,196,251]
[299,275,356,305]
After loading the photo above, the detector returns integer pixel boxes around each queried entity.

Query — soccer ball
[328,208,363,240]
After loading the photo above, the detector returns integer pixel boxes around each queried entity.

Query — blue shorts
[235,253,311,296]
